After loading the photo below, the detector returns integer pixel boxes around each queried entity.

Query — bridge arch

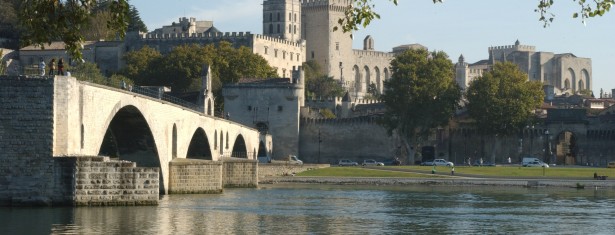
[231,134,248,158]
[97,105,165,193]
[186,127,212,160]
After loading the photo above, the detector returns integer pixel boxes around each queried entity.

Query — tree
[338,0,613,33]
[121,45,162,84]
[81,10,116,41]
[19,0,129,60]
[127,5,147,33]
[364,83,380,100]
[381,49,462,164]
[305,75,345,99]
[465,62,544,162]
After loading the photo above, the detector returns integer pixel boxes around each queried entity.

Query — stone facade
[223,67,305,160]
[456,40,592,94]
[221,158,258,188]
[301,0,394,98]
[168,159,223,194]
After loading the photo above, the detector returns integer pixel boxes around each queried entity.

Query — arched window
[578,80,585,91]
[289,24,291,33]
[289,12,292,21]
[214,130,217,150]
[293,25,297,34]
[564,79,571,90]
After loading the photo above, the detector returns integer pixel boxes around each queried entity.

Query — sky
[131,0,614,96]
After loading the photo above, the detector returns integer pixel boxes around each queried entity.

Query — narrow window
[248,105,252,111]
[311,51,314,59]
[269,24,273,34]
[278,105,283,111]
[277,24,280,33]
[264,46,268,54]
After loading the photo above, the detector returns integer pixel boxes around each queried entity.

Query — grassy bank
[296,167,447,178]
[295,165,614,179]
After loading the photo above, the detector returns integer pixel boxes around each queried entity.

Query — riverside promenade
[259,166,615,189]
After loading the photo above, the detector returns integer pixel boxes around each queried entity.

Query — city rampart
[299,117,398,164]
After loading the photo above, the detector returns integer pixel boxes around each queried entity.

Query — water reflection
[2,185,615,234]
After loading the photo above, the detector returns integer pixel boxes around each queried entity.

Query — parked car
[421,159,454,167]
[608,161,615,168]
[383,158,402,166]
[473,160,495,166]
[338,159,358,166]
[288,155,303,165]
[525,161,549,168]
[362,159,384,166]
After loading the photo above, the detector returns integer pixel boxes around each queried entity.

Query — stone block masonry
[221,158,258,188]
[169,159,223,194]
[54,156,159,206]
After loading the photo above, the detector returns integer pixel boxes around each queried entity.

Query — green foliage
[0,0,20,43]
[320,108,336,119]
[381,49,461,144]
[121,45,162,84]
[364,83,381,100]
[122,42,278,113]
[19,0,129,60]
[127,5,147,33]
[81,10,116,41]
[340,0,612,33]
[71,61,133,87]
[306,76,345,99]
[465,62,544,136]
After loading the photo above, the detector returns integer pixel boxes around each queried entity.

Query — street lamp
[318,129,322,164]
[544,130,551,164]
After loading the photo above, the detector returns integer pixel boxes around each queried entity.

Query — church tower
[263,0,302,42]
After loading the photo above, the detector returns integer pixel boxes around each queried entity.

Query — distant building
[456,40,592,95]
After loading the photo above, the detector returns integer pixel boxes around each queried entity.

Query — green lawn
[296,166,447,178]
[295,165,615,179]
[386,165,615,178]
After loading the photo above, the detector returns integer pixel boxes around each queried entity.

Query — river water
[2,184,615,234]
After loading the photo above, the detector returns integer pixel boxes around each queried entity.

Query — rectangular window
[248,105,252,111]
[275,49,278,58]
[264,46,268,55]
[336,42,339,51]
[278,105,283,112]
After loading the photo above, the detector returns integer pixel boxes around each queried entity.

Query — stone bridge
[1,76,271,202]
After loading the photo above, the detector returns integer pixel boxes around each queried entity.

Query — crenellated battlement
[254,34,306,48]
[488,44,535,52]
[301,0,350,12]
[301,115,381,125]
[353,49,394,58]
[142,31,253,40]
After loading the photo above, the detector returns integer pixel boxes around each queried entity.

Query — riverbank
[260,176,615,189]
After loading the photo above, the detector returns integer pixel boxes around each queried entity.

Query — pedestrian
[226,112,230,120]
[451,167,455,176]
[49,58,56,76]
[57,58,65,75]
[431,164,436,174]
[480,158,483,166]
[508,157,512,164]
[468,157,471,166]
[38,58,46,76]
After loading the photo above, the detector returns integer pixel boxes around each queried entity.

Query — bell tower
[263,0,301,42]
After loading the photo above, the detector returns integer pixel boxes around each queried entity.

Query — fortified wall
[299,117,399,164]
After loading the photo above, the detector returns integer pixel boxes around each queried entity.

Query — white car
[422,159,454,167]
[525,161,549,168]
[362,159,384,166]
[338,159,358,166]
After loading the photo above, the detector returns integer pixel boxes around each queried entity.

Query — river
[2,184,615,234]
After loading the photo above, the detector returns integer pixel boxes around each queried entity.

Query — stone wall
[0,77,56,206]
[55,156,159,206]
[168,159,223,194]
[299,117,398,164]
[258,163,329,178]
[222,158,258,188]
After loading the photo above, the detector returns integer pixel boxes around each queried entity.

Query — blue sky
[131,0,614,96]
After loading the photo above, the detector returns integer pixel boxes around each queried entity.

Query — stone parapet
[168,159,223,194]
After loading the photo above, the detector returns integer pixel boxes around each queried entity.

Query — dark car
[383,158,402,166]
